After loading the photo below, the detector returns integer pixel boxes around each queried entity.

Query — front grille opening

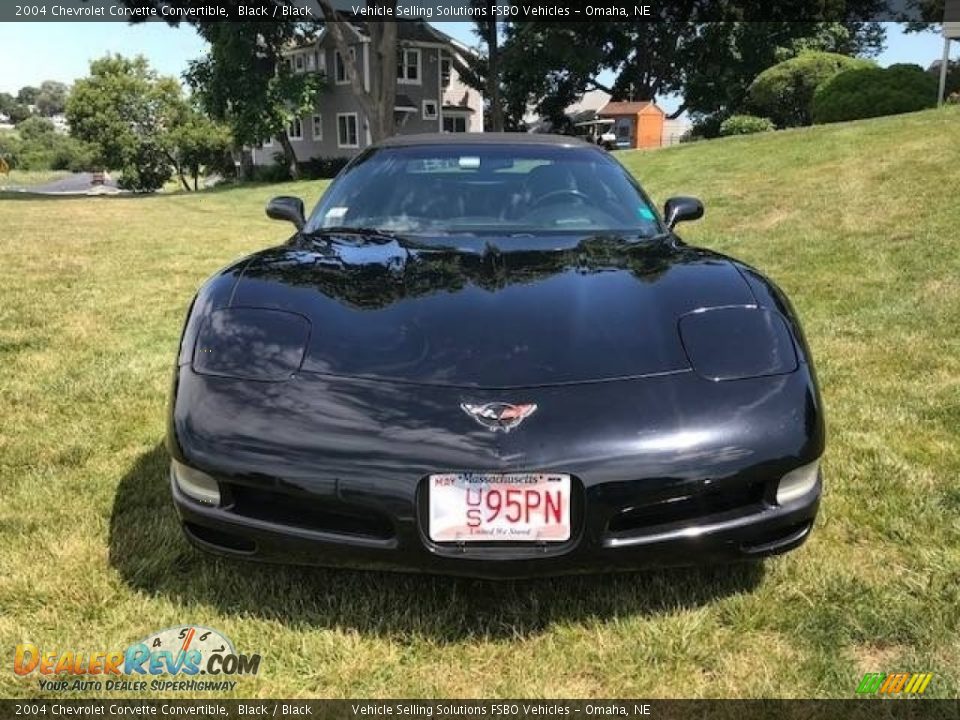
[184,522,256,553]
[228,485,394,540]
[741,521,811,554]
[607,481,767,535]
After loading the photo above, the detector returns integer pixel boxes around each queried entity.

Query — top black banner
[2,0,957,23]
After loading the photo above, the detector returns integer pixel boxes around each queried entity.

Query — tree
[812,64,939,123]
[16,116,56,141]
[183,22,322,180]
[313,1,398,143]
[35,81,70,116]
[469,12,505,131]
[0,92,15,116]
[66,55,183,191]
[169,111,232,191]
[747,52,875,127]
[498,20,886,132]
[680,22,885,130]
[6,103,33,124]
[17,86,40,106]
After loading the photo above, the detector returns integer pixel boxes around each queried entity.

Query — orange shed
[598,101,665,150]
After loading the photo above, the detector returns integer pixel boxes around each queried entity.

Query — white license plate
[428,473,571,543]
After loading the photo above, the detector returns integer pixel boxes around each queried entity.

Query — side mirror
[663,196,704,230]
[266,196,305,231]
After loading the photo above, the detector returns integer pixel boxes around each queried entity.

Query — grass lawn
[1,107,958,699]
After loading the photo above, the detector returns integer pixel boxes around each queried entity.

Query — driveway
[3,172,123,195]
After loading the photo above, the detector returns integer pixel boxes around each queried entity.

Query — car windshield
[304,144,663,237]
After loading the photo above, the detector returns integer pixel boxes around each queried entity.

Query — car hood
[229,235,755,389]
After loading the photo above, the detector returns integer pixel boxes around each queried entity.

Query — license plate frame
[427,473,571,543]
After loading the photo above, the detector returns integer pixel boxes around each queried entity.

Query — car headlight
[776,459,820,505]
[191,307,310,382]
[678,307,798,381]
[171,459,220,505]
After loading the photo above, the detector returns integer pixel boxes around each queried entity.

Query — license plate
[428,473,571,543]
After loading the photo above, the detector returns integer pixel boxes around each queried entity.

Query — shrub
[719,115,776,137]
[812,64,939,124]
[1,126,94,171]
[301,156,350,179]
[748,52,875,127]
[684,114,726,141]
[250,153,292,183]
[0,131,23,169]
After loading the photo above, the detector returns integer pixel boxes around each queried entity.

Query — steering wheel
[530,189,591,209]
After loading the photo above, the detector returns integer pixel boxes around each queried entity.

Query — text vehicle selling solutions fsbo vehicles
[167,133,824,578]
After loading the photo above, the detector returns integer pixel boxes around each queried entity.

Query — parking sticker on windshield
[637,206,655,220]
[325,207,348,221]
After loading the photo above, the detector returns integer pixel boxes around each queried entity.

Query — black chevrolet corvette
[167,133,824,578]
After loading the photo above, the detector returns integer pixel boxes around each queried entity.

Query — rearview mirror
[266,196,305,231]
[663,196,704,230]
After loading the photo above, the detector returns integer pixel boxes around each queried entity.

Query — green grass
[2,108,959,699]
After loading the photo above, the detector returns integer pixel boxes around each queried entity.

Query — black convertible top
[375,132,594,149]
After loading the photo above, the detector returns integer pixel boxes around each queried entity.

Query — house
[523,89,612,133]
[598,101,666,150]
[251,21,483,166]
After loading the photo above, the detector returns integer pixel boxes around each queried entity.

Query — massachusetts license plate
[428,473,571,543]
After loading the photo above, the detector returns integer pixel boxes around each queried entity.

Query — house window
[442,115,467,133]
[337,113,358,148]
[422,100,438,120]
[440,56,451,87]
[306,53,315,71]
[312,114,322,141]
[294,54,305,73]
[335,47,355,85]
[397,48,421,84]
[288,117,303,141]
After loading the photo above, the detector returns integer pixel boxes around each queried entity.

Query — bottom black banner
[3,700,959,720]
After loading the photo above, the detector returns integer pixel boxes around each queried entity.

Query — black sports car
[167,133,824,578]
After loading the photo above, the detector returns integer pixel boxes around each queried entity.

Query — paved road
[2,172,122,195]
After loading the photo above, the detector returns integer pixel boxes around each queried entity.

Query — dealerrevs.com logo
[13,625,260,692]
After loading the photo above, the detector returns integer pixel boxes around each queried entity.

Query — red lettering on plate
[525,490,541,523]
[466,507,481,528]
[545,491,562,524]
[505,488,522,522]
[486,489,502,521]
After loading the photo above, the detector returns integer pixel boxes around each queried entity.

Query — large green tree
[35,81,70,117]
[499,20,886,130]
[183,22,322,179]
[122,1,402,169]
[67,55,206,191]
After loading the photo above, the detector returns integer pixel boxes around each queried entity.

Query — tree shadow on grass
[109,444,765,643]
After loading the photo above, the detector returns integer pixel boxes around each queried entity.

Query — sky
[0,21,954,115]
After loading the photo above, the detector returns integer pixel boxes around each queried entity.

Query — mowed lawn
[1,107,958,699]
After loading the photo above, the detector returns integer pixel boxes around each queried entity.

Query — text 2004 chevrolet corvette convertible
[167,133,824,578]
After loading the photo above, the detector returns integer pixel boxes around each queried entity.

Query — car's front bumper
[168,365,824,579]
[171,469,820,579]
